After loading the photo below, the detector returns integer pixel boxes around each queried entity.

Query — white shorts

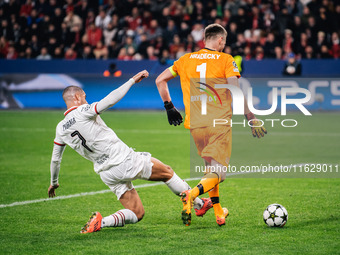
[99,151,153,200]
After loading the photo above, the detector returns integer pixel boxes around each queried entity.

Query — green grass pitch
[0,110,339,254]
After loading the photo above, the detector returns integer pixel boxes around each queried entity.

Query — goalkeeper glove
[164,101,183,126]
[245,112,267,138]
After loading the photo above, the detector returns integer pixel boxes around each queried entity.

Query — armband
[168,66,178,77]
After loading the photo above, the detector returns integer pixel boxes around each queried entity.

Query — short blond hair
[62,86,84,102]
[204,23,228,41]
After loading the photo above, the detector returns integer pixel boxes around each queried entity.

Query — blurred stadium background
[0,0,339,110]
[1,0,340,61]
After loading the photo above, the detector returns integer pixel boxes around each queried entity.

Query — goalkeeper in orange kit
[155,24,267,226]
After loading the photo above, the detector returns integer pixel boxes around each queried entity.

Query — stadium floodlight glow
[200,85,312,116]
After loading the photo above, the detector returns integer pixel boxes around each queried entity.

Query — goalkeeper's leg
[190,159,226,199]
[208,183,229,226]
[207,159,227,219]
[181,159,226,225]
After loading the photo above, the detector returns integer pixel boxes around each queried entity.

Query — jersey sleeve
[225,56,241,78]
[168,65,178,77]
[96,78,135,113]
[78,103,100,118]
[54,124,66,146]
[172,56,183,77]
[50,142,66,186]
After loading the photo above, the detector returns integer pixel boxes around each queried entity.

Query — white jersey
[54,102,131,173]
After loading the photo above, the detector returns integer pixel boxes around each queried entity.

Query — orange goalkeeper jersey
[170,48,241,129]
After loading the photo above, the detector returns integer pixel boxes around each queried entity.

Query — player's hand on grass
[48,184,59,198]
[133,70,149,83]
[245,112,267,138]
[164,101,183,126]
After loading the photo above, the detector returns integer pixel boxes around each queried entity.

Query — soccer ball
[263,204,288,227]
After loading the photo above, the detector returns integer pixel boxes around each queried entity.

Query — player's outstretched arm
[156,68,183,126]
[96,70,149,113]
[155,69,173,102]
[132,70,149,83]
[227,76,267,138]
[48,143,65,197]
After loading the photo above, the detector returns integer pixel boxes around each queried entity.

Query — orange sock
[191,172,220,199]
[208,184,224,216]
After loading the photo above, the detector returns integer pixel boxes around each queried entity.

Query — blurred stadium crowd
[0,0,339,61]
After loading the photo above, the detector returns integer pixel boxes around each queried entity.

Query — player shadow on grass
[260,215,338,230]
[296,215,339,228]
[89,222,214,235]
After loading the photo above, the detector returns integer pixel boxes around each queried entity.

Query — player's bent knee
[212,171,225,183]
[138,213,145,222]
[220,172,227,182]
[158,164,174,181]
[136,208,145,221]
[165,165,174,178]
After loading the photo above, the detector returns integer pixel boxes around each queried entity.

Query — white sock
[193,197,204,210]
[165,173,204,209]
[101,209,138,228]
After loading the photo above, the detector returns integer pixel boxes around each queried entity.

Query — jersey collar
[64,106,78,116]
[203,47,217,52]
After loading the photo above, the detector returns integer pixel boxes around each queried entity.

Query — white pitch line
[0,177,198,209]
[1,173,255,209]
[0,163,336,209]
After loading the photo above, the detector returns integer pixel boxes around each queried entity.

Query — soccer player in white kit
[48,70,212,233]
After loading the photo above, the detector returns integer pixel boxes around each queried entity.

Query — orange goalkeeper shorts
[190,125,232,167]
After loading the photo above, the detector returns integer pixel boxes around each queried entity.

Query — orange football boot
[180,190,193,226]
[216,207,229,226]
[80,212,103,234]
[195,197,213,217]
